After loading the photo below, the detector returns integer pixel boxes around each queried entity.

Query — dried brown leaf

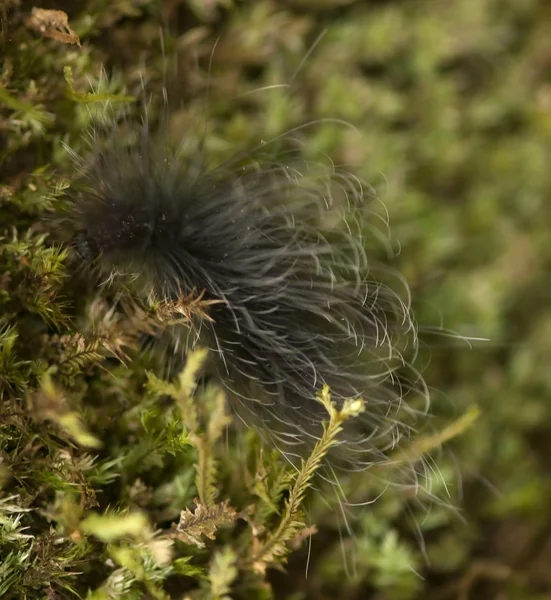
[26,7,81,47]
[171,498,238,548]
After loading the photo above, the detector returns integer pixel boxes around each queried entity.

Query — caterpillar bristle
[62,58,435,502]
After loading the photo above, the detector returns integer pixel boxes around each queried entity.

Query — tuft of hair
[64,72,433,500]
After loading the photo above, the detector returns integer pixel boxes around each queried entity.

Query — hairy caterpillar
[63,43,431,489]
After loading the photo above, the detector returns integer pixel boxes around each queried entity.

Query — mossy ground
[1,1,551,599]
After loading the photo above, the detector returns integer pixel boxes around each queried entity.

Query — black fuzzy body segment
[70,121,425,469]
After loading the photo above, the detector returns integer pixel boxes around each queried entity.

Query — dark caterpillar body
[68,109,427,473]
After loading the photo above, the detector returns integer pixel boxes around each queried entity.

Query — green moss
[2,0,551,598]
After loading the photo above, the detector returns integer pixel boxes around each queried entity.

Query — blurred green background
[1,0,551,598]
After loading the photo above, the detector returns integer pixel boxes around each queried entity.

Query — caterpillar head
[67,135,210,295]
